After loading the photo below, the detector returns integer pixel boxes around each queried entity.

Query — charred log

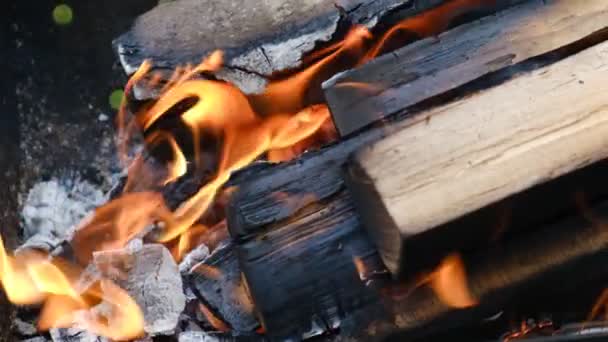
[226,6,608,339]
[230,190,387,340]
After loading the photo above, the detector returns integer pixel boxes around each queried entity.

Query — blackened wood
[230,190,388,341]
[324,0,608,136]
[114,0,449,96]
[346,39,608,277]
[187,243,259,333]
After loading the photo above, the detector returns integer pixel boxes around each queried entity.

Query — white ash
[13,317,38,336]
[20,178,104,245]
[50,328,107,342]
[93,244,186,335]
[178,331,221,342]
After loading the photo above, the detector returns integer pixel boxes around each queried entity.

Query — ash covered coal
[20,178,105,249]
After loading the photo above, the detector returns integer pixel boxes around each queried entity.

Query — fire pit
[6,0,608,341]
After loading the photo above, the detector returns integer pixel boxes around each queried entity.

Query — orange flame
[428,254,477,309]
[0,237,144,340]
[71,192,174,264]
[105,0,497,259]
[366,0,496,61]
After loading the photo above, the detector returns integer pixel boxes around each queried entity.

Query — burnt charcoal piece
[50,328,107,342]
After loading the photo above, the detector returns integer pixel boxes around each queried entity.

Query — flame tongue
[0,236,145,340]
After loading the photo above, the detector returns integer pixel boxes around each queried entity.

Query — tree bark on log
[346,38,608,276]
[324,0,608,136]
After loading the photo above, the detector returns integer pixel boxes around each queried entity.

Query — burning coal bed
[9,0,608,341]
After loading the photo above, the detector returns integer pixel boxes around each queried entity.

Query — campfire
[7,0,608,341]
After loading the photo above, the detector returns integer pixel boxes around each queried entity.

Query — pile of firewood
[223,1,608,339]
[9,0,608,341]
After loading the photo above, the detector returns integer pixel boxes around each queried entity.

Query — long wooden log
[114,0,450,97]
[324,0,608,136]
[346,38,608,276]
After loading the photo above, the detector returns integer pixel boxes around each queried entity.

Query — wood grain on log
[324,0,608,136]
[347,38,608,276]
[231,190,387,340]
[114,0,448,96]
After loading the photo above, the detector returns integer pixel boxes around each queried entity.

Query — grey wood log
[346,38,608,276]
[324,0,608,136]
[113,0,450,97]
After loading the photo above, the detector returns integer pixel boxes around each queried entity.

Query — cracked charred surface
[114,0,447,96]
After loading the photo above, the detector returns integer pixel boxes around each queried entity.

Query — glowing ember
[502,320,554,342]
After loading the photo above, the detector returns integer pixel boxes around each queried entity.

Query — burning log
[324,0,608,136]
[345,38,608,277]
[227,10,608,340]
[114,0,451,96]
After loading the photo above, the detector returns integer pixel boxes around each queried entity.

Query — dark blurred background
[1,0,160,239]
[1,1,156,339]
